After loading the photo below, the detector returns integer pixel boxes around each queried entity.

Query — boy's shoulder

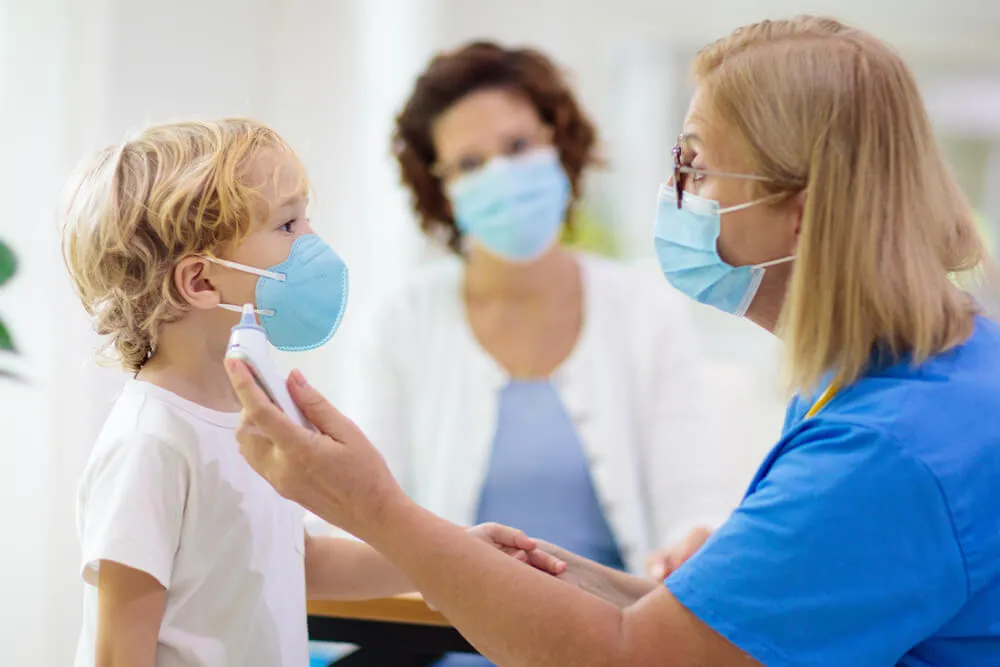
[82,380,240,486]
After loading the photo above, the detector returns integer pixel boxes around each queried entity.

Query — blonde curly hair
[61,118,305,372]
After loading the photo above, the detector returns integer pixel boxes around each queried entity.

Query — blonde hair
[693,16,998,392]
[61,118,306,372]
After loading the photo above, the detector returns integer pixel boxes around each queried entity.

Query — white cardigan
[341,253,737,574]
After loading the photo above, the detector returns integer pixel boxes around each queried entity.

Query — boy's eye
[280,219,295,233]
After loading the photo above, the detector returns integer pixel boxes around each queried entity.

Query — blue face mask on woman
[653,184,793,317]
[447,146,571,262]
[207,234,349,351]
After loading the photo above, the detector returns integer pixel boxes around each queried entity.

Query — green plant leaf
[0,368,24,382]
[0,241,15,288]
[0,319,14,352]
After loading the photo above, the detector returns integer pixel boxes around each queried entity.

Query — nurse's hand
[536,539,658,608]
[645,526,713,581]
[226,359,565,576]
[226,359,400,538]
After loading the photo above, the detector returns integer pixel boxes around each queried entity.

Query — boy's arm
[305,523,567,600]
[305,534,414,600]
[95,560,166,667]
[80,435,188,665]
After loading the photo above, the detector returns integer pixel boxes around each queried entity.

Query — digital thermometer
[225,303,310,428]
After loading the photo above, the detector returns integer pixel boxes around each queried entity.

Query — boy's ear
[174,257,221,311]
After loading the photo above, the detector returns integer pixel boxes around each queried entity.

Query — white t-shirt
[74,380,308,667]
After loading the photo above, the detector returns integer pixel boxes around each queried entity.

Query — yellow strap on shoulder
[805,382,840,419]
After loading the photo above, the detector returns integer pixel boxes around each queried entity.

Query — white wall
[264,0,444,407]
[1,0,998,663]
[1,0,73,661]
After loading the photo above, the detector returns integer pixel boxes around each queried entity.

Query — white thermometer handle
[225,304,311,429]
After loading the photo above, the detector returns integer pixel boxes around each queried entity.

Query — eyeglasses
[671,134,773,209]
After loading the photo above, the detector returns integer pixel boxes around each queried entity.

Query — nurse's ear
[792,189,808,240]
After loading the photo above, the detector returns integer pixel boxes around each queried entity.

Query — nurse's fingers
[646,526,713,580]
[646,553,674,582]
[226,359,304,447]
[287,369,363,443]
[235,419,272,451]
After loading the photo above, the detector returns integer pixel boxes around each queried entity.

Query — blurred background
[0,0,998,662]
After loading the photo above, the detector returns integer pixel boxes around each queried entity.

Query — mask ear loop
[202,256,283,317]
[719,192,797,269]
[734,255,795,317]
[755,255,796,269]
[735,267,767,317]
[218,303,275,317]
[203,256,286,282]
[718,190,788,215]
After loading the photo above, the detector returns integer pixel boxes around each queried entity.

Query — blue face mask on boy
[653,184,793,317]
[207,234,349,351]
[447,146,571,262]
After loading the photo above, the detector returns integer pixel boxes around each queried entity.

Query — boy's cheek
[212,270,259,310]
[229,274,261,308]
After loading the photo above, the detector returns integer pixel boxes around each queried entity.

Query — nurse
[229,15,1000,666]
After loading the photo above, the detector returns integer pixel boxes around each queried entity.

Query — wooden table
[308,594,479,666]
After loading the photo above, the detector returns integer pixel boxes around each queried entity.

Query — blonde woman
[228,16,1000,667]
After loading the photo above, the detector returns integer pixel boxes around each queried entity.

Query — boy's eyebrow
[276,194,308,208]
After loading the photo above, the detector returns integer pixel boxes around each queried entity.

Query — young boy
[61,119,561,667]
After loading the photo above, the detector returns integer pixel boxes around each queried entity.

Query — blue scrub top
[667,315,1000,667]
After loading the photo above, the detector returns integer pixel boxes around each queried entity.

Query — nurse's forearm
[364,499,632,667]
[537,540,659,608]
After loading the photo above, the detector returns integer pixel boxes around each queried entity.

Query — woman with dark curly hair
[342,41,734,626]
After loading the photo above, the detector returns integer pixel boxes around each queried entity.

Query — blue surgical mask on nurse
[653,184,794,317]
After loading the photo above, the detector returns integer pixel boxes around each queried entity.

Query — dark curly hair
[392,41,600,254]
